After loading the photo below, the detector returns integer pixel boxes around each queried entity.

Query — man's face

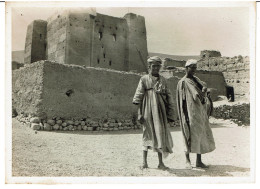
[187,64,197,76]
[150,63,161,75]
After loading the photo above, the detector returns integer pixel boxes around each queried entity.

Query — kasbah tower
[24,8,148,73]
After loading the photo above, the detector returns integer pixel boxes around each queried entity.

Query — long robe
[176,75,215,154]
[133,74,174,158]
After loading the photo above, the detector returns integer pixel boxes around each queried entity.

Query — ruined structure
[24,9,148,73]
[162,58,186,69]
[200,50,221,59]
[12,9,236,131]
[197,51,250,99]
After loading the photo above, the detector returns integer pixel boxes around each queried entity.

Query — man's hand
[139,116,145,124]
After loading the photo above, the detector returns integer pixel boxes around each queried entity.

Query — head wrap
[185,59,197,67]
[147,56,162,65]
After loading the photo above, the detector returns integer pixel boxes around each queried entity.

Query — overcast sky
[11,6,250,57]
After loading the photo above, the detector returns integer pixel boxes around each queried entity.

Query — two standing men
[133,56,215,169]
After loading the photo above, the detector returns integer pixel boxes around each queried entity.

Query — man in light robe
[176,59,215,169]
[133,56,175,170]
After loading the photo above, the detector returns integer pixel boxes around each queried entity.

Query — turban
[147,56,162,65]
[185,59,197,67]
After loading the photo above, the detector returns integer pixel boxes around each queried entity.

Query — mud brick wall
[12,61,183,121]
[12,61,44,117]
[213,103,250,126]
[162,58,186,68]
[197,55,250,98]
[40,61,142,120]
[161,69,227,101]
[24,20,47,64]
[65,10,94,66]
[91,13,128,71]
[46,10,68,64]
[124,13,148,72]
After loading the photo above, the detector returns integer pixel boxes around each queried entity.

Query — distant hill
[12,50,24,63]
[149,52,200,61]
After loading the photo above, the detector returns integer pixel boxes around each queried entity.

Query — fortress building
[24,8,148,73]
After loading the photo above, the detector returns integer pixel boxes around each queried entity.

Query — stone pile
[15,114,180,131]
[212,103,250,126]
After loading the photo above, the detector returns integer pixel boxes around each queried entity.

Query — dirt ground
[12,117,250,177]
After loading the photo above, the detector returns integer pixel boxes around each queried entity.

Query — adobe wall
[24,22,33,64]
[12,61,184,121]
[160,69,227,101]
[65,10,95,66]
[24,10,148,73]
[200,50,221,59]
[24,20,47,64]
[124,13,148,72]
[12,61,44,117]
[46,11,68,64]
[197,55,250,98]
[39,61,142,120]
[91,13,128,71]
[162,58,186,68]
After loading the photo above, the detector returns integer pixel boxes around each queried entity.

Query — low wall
[13,61,184,124]
[13,61,227,132]
[40,61,142,120]
[12,61,44,117]
[212,103,250,126]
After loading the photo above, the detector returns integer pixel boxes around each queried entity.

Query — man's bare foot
[196,162,209,169]
[158,163,169,170]
[140,163,148,169]
[185,162,192,169]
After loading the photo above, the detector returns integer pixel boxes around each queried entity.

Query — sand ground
[12,117,250,177]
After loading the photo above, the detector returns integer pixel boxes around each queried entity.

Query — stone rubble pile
[212,103,250,126]
[15,114,180,131]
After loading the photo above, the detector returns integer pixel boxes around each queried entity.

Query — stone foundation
[15,114,180,131]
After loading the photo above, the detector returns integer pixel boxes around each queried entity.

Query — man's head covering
[147,56,162,65]
[185,59,197,67]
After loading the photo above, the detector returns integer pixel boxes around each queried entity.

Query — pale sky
[12,7,250,57]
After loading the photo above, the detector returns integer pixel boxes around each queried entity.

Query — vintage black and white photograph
[5,0,256,184]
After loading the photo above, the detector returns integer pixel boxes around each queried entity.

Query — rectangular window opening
[99,32,103,40]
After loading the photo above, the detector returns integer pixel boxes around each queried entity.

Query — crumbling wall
[91,13,128,71]
[24,20,47,64]
[12,61,44,117]
[124,13,148,72]
[197,55,250,98]
[200,50,221,59]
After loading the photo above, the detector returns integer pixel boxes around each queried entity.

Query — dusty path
[12,118,250,177]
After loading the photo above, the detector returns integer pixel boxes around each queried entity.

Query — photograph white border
[3,0,257,185]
